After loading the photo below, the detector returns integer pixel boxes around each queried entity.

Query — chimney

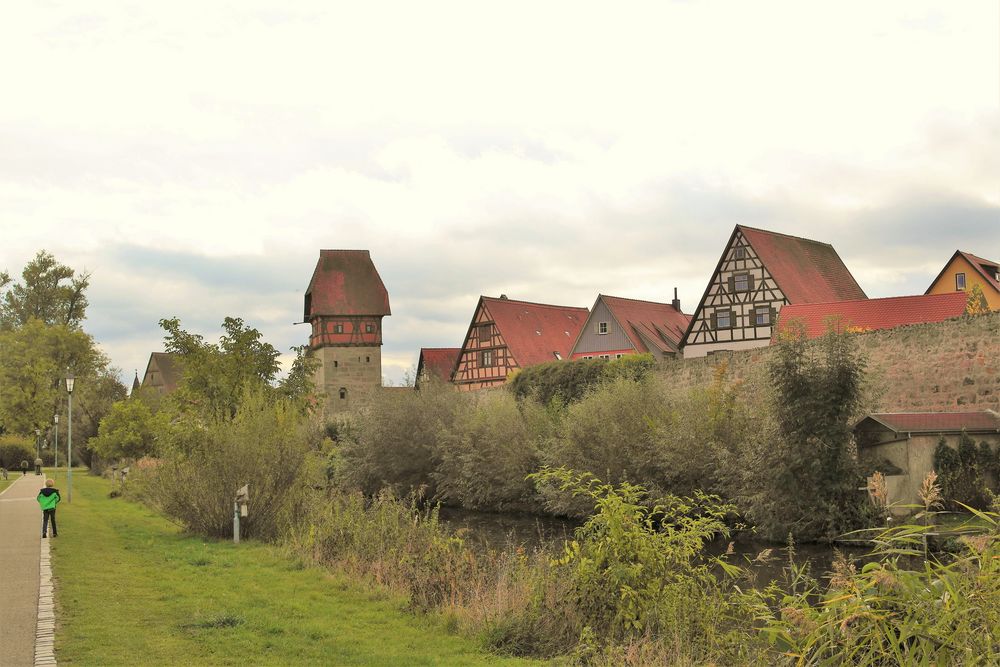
[671,287,681,311]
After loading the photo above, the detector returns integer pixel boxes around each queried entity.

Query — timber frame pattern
[452,298,516,390]
[683,227,785,353]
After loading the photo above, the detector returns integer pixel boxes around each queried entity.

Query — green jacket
[37,487,60,511]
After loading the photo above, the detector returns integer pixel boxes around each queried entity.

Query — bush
[432,391,554,511]
[509,354,656,405]
[334,381,461,497]
[0,436,34,469]
[136,392,315,540]
[935,431,996,510]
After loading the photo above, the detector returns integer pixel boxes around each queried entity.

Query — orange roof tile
[740,226,867,303]
[416,347,461,383]
[483,297,588,367]
[777,292,968,339]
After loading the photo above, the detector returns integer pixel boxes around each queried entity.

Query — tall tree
[160,316,283,417]
[1,250,91,329]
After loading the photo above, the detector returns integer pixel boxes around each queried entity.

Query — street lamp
[53,413,59,469]
[34,428,41,460]
[66,372,75,503]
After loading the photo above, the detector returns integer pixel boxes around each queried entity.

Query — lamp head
[65,372,75,394]
[54,414,59,424]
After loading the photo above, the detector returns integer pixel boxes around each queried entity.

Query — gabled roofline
[570,294,640,357]
[925,250,1000,296]
[450,296,488,382]
[681,225,742,347]
[854,411,1000,434]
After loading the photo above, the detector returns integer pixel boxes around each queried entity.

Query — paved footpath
[0,474,47,667]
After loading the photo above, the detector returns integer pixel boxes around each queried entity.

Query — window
[365,323,374,333]
[481,349,493,366]
[599,354,610,360]
[956,273,966,290]
[333,360,338,368]
[553,352,562,360]
[598,322,608,334]
[755,306,772,326]
[734,246,746,260]
[715,310,733,329]
[365,356,370,363]
[734,273,750,292]
[615,353,624,359]
[334,323,344,334]
[583,355,593,360]
[339,388,347,400]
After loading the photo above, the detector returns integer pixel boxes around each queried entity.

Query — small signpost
[234,484,249,544]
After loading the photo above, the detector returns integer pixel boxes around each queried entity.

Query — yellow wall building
[925,250,1000,310]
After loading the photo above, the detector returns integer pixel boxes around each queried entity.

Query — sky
[1,1,998,386]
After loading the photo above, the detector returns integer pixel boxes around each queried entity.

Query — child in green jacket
[37,479,61,538]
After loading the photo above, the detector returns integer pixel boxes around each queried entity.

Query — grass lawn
[0,475,17,493]
[48,471,543,666]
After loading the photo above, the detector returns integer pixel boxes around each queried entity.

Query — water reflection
[439,506,870,589]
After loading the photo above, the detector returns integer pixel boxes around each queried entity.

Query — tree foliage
[160,316,283,417]
[1,250,90,329]
[89,399,164,462]
[509,353,656,405]
[745,324,871,540]
[964,283,990,316]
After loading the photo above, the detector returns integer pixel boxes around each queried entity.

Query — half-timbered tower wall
[683,229,786,358]
[453,301,515,391]
[572,299,636,359]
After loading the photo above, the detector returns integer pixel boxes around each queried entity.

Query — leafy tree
[1,250,90,329]
[160,316,282,416]
[89,399,164,462]
[0,319,109,435]
[746,324,871,540]
[934,431,994,509]
[964,283,990,316]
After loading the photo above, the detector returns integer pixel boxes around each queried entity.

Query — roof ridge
[483,296,588,311]
[960,250,999,266]
[738,224,835,249]
[871,410,995,416]
[420,346,461,351]
[788,292,966,308]
[601,294,680,308]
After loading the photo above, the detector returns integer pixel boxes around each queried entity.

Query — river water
[438,506,869,588]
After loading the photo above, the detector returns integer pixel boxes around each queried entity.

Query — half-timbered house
[681,225,866,357]
[452,296,588,391]
[570,293,690,361]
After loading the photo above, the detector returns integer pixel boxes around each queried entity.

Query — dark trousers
[42,509,57,537]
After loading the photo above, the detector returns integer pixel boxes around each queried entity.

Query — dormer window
[598,322,608,334]
[956,273,966,290]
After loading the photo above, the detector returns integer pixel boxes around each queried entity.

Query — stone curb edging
[34,537,56,666]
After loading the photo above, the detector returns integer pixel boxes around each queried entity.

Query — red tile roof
[483,296,589,367]
[739,226,867,303]
[304,250,390,320]
[599,295,691,354]
[776,292,968,339]
[416,347,461,384]
[857,411,1000,435]
[925,250,1000,295]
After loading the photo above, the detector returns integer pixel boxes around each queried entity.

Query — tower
[304,250,391,412]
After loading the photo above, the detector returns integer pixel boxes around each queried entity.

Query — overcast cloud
[1,1,997,385]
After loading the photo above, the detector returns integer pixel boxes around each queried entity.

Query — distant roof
[416,347,461,384]
[739,225,867,303]
[304,250,390,320]
[599,295,691,354]
[777,292,968,339]
[925,250,1000,295]
[483,296,589,367]
[857,411,1000,435]
[141,352,182,394]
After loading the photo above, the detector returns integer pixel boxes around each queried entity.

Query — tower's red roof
[777,292,968,339]
[304,250,390,320]
[416,347,461,384]
[483,297,588,367]
[599,295,691,354]
[740,226,867,303]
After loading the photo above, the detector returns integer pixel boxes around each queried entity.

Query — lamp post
[34,428,41,460]
[66,372,75,503]
[53,413,59,469]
